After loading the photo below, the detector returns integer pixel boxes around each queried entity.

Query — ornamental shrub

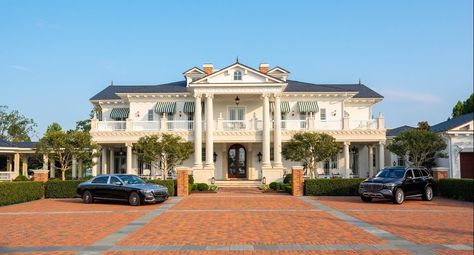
[188,175,194,185]
[146,179,176,196]
[13,175,30,181]
[208,184,218,191]
[283,184,292,194]
[45,180,82,198]
[197,183,209,191]
[305,178,365,196]
[259,184,269,191]
[437,179,473,201]
[0,181,44,206]
[269,182,278,190]
[283,174,292,184]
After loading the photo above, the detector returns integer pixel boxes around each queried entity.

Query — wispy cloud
[9,65,32,72]
[379,88,442,104]
[35,19,62,30]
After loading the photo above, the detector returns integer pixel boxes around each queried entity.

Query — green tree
[452,93,474,117]
[35,123,99,180]
[135,134,193,180]
[0,105,37,142]
[417,121,431,131]
[282,132,340,179]
[387,129,447,167]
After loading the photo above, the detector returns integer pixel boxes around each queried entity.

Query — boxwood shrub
[437,178,473,201]
[13,175,30,181]
[197,183,209,191]
[146,179,176,196]
[283,174,292,184]
[45,180,83,198]
[0,181,44,206]
[305,178,365,196]
[269,182,279,190]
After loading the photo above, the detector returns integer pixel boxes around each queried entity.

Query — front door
[228,144,246,178]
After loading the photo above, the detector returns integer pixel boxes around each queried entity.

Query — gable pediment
[190,63,284,86]
[450,120,474,132]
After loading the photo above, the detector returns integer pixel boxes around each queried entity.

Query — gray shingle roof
[386,125,414,137]
[90,80,383,100]
[0,139,37,148]
[431,113,474,133]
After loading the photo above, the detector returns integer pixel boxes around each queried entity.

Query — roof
[0,139,37,148]
[386,125,414,137]
[90,81,188,100]
[91,80,383,100]
[285,80,384,98]
[431,113,474,133]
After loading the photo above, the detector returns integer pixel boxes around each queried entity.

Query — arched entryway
[228,144,247,178]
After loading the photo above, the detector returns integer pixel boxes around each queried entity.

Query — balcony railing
[94,117,383,132]
[0,172,14,181]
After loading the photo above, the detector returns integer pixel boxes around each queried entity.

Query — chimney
[259,63,269,73]
[203,64,213,75]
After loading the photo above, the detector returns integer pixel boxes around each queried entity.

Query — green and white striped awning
[270,101,291,113]
[110,108,129,120]
[297,101,319,113]
[154,102,176,113]
[182,102,205,113]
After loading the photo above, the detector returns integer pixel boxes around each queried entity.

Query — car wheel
[82,191,93,204]
[361,196,372,202]
[393,188,404,204]
[128,192,141,206]
[422,186,433,201]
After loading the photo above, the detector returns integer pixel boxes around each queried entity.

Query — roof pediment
[189,62,285,86]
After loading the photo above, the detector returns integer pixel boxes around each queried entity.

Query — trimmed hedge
[305,178,365,196]
[45,180,82,198]
[0,181,44,206]
[437,179,473,201]
[197,183,209,191]
[283,174,292,184]
[146,179,176,196]
[13,175,30,181]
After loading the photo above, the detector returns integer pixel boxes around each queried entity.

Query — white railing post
[217,113,223,130]
[160,113,168,131]
[377,113,385,129]
[343,117,349,130]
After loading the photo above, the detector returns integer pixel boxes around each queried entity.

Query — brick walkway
[0,188,472,254]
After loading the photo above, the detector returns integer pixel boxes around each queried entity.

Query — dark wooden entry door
[228,144,246,178]
[460,152,474,178]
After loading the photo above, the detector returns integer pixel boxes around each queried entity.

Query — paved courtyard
[0,188,472,255]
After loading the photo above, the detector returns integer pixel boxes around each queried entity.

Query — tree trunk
[62,169,66,180]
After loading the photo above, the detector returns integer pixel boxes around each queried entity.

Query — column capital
[379,141,386,146]
[194,93,202,99]
[273,93,282,99]
[261,93,270,99]
[205,93,214,99]
[343,141,351,146]
[125,142,133,147]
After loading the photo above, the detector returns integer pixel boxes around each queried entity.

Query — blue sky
[0,0,472,139]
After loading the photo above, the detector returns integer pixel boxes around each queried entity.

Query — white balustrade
[282,120,307,130]
[222,120,248,130]
[349,119,378,130]
[97,121,126,131]
[0,172,13,181]
[133,121,161,131]
[316,120,343,130]
[167,120,193,130]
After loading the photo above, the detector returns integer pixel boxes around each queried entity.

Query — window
[320,108,327,121]
[324,160,330,175]
[373,149,377,167]
[233,70,242,80]
[202,148,206,162]
[110,176,121,184]
[187,114,194,130]
[405,170,414,178]
[148,110,154,121]
[397,157,405,166]
[299,112,306,129]
[92,176,109,184]
[167,112,174,121]
[421,169,428,177]
[331,155,338,169]
[413,169,422,178]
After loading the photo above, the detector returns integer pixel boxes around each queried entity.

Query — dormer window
[233,70,242,80]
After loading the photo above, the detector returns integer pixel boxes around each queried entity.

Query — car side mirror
[406,176,413,180]
[114,181,122,185]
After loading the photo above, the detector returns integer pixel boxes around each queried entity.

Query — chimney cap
[203,63,213,67]
[259,63,270,67]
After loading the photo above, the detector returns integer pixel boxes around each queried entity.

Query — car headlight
[383,183,396,190]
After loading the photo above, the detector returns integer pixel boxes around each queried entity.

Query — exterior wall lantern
[213,152,217,163]
[262,176,266,184]
[257,152,262,162]
[211,177,215,184]
[234,96,240,106]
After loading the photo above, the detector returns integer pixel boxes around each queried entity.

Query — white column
[273,95,282,167]
[50,160,56,178]
[78,159,83,178]
[109,149,115,174]
[101,147,108,174]
[92,149,98,176]
[72,156,77,179]
[368,145,374,177]
[22,155,28,176]
[344,142,350,177]
[194,94,203,168]
[42,154,49,171]
[126,143,133,174]
[378,141,385,170]
[262,94,271,167]
[205,94,214,168]
[13,153,20,178]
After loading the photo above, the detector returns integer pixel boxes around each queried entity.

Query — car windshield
[117,175,145,185]
[376,168,405,178]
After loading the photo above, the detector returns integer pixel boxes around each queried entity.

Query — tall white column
[344,142,350,177]
[22,155,28,176]
[72,156,77,179]
[273,95,282,167]
[101,147,108,174]
[92,149,98,176]
[109,149,115,174]
[126,143,133,174]
[50,160,56,178]
[78,159,83,178]
[368,145,374,177]
[262,94,271,167]
[13,153,20,178]
[378,141,385,171]
[205,94,214,168]
[194,94,203,168]
[43,154,49,171]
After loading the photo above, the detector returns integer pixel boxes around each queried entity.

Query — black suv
[77,174,169,206]
[359,167,434,204]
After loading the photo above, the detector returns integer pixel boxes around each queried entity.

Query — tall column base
[262,166,284,183]
[192,167,214,184]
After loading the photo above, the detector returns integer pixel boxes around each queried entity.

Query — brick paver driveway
[0,188,472,255]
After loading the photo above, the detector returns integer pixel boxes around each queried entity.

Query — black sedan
[359,167,434,204]
[77,174,169,206]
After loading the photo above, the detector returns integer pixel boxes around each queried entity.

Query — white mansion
[89,61,386,183]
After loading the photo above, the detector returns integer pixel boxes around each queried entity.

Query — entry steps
[214,180,262,188]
